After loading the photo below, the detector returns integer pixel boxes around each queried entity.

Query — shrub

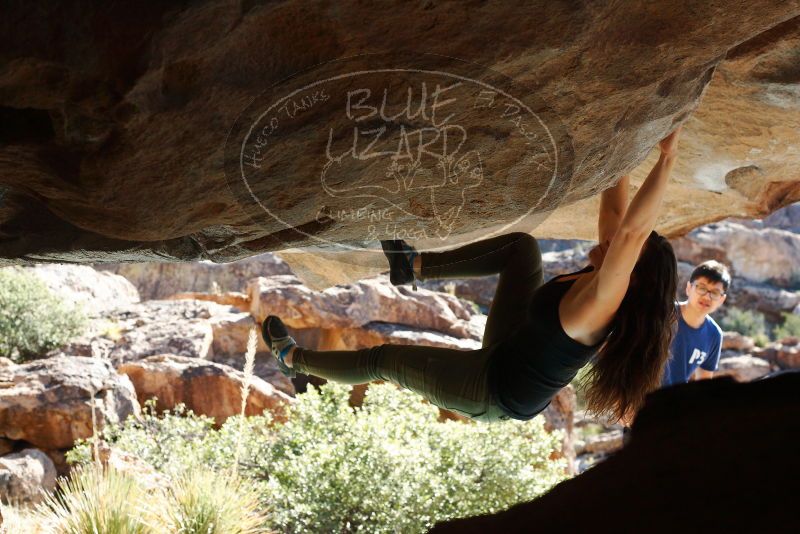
[718,308,769,345]
[67,400,257,476]
[773,312,800,342]
[258,384,565,533]
[0,268,86,362]
[71,385,567,534]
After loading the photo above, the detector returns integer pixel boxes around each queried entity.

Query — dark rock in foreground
[430,371,800,533]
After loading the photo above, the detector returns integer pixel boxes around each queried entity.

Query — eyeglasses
[692,283,726,301]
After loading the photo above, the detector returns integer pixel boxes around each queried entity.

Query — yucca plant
[147,468,268,534]
[35,465,153,534]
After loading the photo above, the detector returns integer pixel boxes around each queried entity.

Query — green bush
[718,307,769,346]
[256,383,565,533]
[773,312,800,342]
[71,385,567,534]
[0,268,87,362]
[67,400,252,475]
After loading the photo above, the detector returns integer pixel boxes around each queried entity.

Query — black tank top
[489,266,603,420]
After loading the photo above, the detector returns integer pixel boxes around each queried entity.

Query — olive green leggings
[292,233,544,421]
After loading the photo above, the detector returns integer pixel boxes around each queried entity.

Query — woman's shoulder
[557,266,615,347]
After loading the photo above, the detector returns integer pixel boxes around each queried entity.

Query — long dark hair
[585,232,679,421]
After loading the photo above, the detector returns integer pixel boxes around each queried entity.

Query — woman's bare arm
[594,128,681,305]
[559,128,681,345]
[598,175,629,247]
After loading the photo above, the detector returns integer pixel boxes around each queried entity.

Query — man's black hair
[690,260,731,292]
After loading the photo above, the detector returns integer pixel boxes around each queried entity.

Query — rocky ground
[1,204,799,502]
[0,254,575,505]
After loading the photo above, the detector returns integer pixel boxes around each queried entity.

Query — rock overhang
[0,2,798,288]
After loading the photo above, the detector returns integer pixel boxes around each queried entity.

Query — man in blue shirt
[662,260,731,387]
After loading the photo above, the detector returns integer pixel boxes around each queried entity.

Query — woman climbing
[262,128,682,422]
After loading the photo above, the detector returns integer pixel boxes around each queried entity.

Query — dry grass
[232,326,257,477]
[145,468,269,534]
[0,502,47,533]
[35,465,152,533]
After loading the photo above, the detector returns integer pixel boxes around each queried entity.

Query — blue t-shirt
[662,306,722,387]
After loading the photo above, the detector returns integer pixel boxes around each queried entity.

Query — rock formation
[0,449,57,505]
[1,3,799,290]
[50,299,235,365]
[13,264,140,312]
[118,354,293,425]
[716,354,773,381]
[97,253,291,300]
[759,203,800,232]
[537,13,800,240]
[672,221,800,288]
[775,337,800,367]
[248,274,484,341]
[430,371,800,533]
[0,357,139,449]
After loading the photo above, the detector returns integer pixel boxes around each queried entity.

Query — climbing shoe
[261,315,297,378]
[380,240,419,290]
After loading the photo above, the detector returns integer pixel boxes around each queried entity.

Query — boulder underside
[0,2,799,284]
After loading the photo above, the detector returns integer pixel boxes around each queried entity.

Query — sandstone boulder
[41,449,70,478]
[9,264,140,313]
[716,355,773,382]
[775,337,800,368]
[168,291,251,312]
[722,331,756,352]
[48,297,287,369]
[0,357,139,449]
[249,275,482,341]
[118,354,293,425]
[208,352,295,397]
[206,309,268,356]
[418,277,499,310]
[335,322,484,351]
[722,281,800,322]
[2,3,799,288]
[762,203,800,233]
[97,253,291,300]
[0,449,56,505]
[575,430,624,456]
[671,221,800,287]
[49,299,234,365]
[751,345,779,365]
[735,203,800,233]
